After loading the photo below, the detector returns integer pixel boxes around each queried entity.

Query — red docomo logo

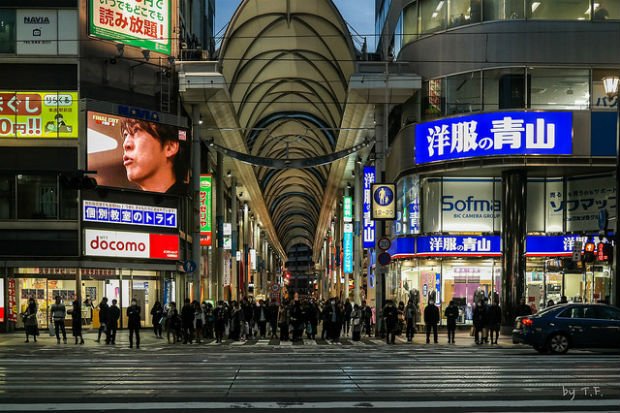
[90,236,146,252]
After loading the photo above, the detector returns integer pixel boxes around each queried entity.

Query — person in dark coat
[213,301,226,343]
[343,299,353,337]
[473,299,486,345]
[70,299,84,345]
[166,302,181,343]
[326,298,342,342]
[307,299,319,339]
[444,300,459,344]
[289,299,303,342]
[424,300,440,344]
[108,299,121,345]
[95,297,110,343]
[242,298,255,339]
[383,300,398,344]
[405,300,417,342]
[254,300,268,339]
[181,298,194,344]
[204,302,215,339]
[22,297,39,343]
[127,298,141,349]
[516,297,532,317]
[268,299,279,339]
[361,301,372,337]
[321,301,331,340]
[229,301,242,341]
[150,301,164,338]
[488,299,502,344]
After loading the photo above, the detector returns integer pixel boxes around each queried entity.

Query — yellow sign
[0,91,79,138]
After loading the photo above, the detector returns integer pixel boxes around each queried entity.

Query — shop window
[0,9,16,54]
[446,72,482,116]
[483,68,528,110]
[590,2,620,20]
[592,69,620,110]
[17,175,58,219]
[0,175,15,219]
[422,79,445,120]
[526,0,590,20]
[529,68,590,110]
[448,0,482,27]
[420,0,448,33]
[483,0,525,20]
[59,186,77,220]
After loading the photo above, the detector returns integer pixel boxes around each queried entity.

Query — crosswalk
[0,336,618,412]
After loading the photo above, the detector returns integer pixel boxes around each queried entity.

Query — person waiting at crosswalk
[424,300,440,344]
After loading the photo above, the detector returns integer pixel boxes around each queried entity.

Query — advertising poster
[89,0,171,55]
[84,229,179,260]
[0,91,78,138]
[200,175,213,246]
[87,111,190,194]
[8,278,17,323]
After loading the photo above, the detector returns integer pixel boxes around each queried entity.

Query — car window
[558,307,585,318]
[583,306,597,319]
[594,306,620,321]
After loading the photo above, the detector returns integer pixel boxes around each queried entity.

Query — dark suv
[512,303,620,354]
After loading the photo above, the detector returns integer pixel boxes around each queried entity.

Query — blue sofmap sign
[526,234,612,256]
[362,166,376,248]
[415,111,573,164]
[416,235,502,256]
[83,200,177,228]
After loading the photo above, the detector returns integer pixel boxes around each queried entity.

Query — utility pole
[191,105,202,302]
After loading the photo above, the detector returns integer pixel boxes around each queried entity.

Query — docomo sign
[84,229,179,260]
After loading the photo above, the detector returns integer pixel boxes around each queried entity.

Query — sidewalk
[0,328,516,348]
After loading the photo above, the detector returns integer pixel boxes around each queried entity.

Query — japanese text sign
[416,235,502,256]
[200,175,212,246]
[0,91,78,138]
[90,0,171,55]
[343,196,353,223]
[362,166,375,248]
[415,111,573,164]
[343,223,353,274]
[83,200,177,229]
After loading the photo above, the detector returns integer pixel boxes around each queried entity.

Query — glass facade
[395,0,619,46]
[420,67,618,120]
[0,174,77,220]
[0,9,16,54]
[387,258,502,325]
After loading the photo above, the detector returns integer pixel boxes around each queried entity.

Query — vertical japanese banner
[90,0,171,55]
[8,278,17,323]
[199,175,212,246]
[362,166,376,248]
[343,195,353,274]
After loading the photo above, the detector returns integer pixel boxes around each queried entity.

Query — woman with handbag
[22,297,39,343]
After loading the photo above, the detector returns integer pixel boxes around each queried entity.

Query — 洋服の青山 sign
[0,91,78,138]
[415,111,572,164]
[84,229,179,260]
[89,0,171,55]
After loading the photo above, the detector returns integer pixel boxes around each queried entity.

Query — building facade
[0,0,217,332]
[377,0,618,325]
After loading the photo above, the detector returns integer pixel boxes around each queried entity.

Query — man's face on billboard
[122,125,179,192]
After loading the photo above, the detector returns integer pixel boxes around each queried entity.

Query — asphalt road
[0,331,619,412]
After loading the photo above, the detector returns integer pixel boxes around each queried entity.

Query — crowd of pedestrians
[18,293,513,347]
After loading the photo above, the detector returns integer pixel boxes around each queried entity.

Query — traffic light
[583,242,596,263]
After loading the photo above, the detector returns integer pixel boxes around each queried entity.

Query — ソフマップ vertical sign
[200,175,212,246]
[90,0,171,55]
[371,183,396,220]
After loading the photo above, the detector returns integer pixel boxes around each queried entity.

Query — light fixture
[227,170,232,178]
[346,182,352,189]
[141,49,150,61]
[602,76,620,97]
[115,43,124,57]
[351,170,355,177]
[198,115,204,125]
[531,1,541,13]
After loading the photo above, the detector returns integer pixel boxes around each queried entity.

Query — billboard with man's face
[87,111,189,194]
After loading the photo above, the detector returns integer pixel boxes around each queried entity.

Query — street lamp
[602,75,620,306]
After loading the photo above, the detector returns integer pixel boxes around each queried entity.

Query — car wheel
[534,345,548,354]
[547,333,569,354]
